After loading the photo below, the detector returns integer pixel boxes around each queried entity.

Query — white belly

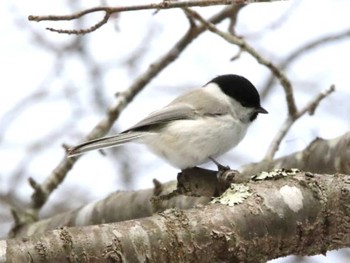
[142,115,248,169]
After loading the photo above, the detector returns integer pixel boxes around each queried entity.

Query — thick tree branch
[10,180,209,238]
[241,130,350,180]
[3,172,350,262]
[10,131,350,238]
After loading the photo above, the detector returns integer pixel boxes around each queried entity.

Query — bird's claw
[209,157,230,172]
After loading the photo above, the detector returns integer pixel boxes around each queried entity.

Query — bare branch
[28,0,287,34]
[183,7,298,116]
[264,85,335,161]
[46,12,110,35]
[260,28,350,98]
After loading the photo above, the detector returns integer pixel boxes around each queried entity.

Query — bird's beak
[256,106,268,114]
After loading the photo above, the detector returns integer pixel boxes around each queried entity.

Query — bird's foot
[209,157,230,171]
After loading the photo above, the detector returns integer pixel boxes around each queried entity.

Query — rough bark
[2,172,350,262]
[9,131,350,239]
[240,131,350,180]
[10,180,210,238]
[10,131,350,238]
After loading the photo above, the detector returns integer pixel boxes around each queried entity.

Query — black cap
[208,74,267,113]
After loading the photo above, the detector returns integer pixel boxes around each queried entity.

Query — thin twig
[260,29,350,99]
[263,85,335,161]
[183,7,298,117]
[28,0,287,34]
[46,12,110,35]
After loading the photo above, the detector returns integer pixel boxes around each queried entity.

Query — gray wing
[123,89,230,132]
[67,104,196,157]
[123,103,197,132]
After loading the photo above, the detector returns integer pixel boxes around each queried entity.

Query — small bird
[68,74,267,170]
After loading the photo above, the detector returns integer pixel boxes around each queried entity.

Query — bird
[68,74,268,170]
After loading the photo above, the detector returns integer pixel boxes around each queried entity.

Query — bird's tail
[67,132,146,157]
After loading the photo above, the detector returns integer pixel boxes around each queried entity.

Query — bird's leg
[209,157,230,171]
